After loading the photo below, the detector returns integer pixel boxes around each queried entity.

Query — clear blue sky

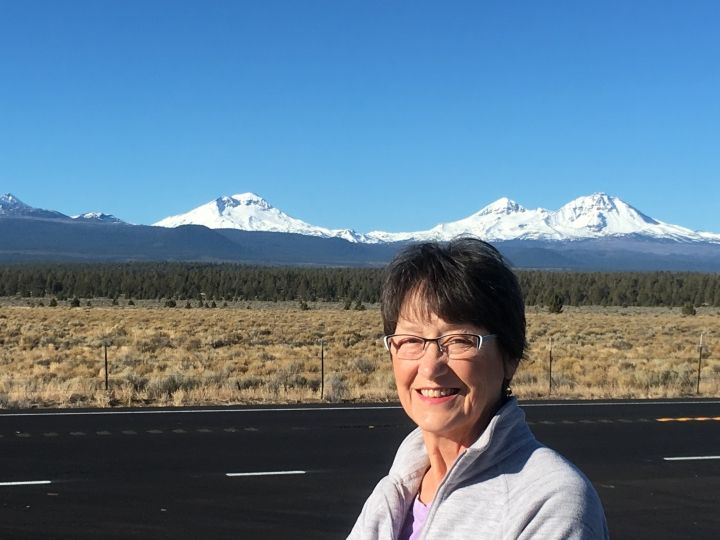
[1,0,718,233]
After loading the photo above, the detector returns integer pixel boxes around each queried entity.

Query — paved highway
[1,399,718,539]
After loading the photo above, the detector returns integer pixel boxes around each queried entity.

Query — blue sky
[1,0,718,233]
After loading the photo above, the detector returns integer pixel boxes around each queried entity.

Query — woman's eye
[445,336,474,347]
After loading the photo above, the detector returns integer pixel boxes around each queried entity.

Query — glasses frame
[383,333,497,361]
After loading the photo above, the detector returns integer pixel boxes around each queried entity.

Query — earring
[502,378,513,398]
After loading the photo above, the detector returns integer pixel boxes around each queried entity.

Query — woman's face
[391,295,514,447]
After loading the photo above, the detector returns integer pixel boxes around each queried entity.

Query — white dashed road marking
[226,470,307,478]
[0,480,52,487]
[663,455,720,461]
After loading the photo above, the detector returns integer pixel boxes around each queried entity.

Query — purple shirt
[399,495,430,540]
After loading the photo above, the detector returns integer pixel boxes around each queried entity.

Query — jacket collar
[388,398,530,489]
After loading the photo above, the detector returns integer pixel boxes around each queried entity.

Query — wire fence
[1,339,718,409]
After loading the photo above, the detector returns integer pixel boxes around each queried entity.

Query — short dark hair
[381,237,526,365]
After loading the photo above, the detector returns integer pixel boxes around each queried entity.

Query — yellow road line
[656,416,720,422]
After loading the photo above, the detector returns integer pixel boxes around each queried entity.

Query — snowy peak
[152,191,720,245]
[0,193,69,220]
[365,192,720,244]
[215,192,271,213]
[476,197,527,216]
[552,192,658,234]
[3,191,719,246]
[154,193,365,242]
[0,193,33,213]
[72,212,125,224]
[230,192,271,209]
[2,194,122,223]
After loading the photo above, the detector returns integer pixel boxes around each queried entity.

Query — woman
[349,238,608,539]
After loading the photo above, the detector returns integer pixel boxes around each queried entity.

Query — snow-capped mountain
[0,193,70,220]
[153,193,364,242]
[0,193,28,214]
[5,190,720,248]
[72,212,125,224]
[3,191,720,270]
[152,191,720,245]
[0,193,126,223]
[364,197,554,243]
[366,193,720,244]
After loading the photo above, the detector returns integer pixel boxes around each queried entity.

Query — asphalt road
[1,399,718,539]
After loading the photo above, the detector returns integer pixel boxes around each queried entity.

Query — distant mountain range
[153,191,720,245]
[2,192,720,270]
[0,193,125,224]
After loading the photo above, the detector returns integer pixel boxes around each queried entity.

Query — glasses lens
[440,334,479,358]
[389,335,425,359]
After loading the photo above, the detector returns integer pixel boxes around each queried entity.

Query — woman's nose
[418,341,449,377]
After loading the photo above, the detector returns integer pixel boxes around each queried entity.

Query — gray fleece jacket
[348,398,608,539]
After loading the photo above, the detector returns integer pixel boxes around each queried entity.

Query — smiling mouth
[417,388,460,398]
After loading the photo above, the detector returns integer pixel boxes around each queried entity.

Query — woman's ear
[502,356,518,382]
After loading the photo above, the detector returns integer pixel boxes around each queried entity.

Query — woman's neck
[418,429,478,504]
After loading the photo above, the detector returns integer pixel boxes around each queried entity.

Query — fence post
[104,344,109,391]
[548,337,553,396]
[696,333,704,394]
[320,339,325,400]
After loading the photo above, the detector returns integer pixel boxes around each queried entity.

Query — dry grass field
[0,301,718,408]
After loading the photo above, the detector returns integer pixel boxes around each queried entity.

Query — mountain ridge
[3,191,720,271]
[152,191,720,245]
[4,191,720,245]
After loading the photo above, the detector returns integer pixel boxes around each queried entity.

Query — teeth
[419,388,456,398]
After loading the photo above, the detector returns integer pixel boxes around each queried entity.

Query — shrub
[147,372,195,398]
[164,299,177,308]
[324,373,348,402]
[681,303,696,316]
[236,376,263,390]
[353,357,377,375]
[124,373,148,392]
[547,293,564,314]
[70,297,81,308]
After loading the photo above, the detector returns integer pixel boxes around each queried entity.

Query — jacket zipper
[417,449,469,540]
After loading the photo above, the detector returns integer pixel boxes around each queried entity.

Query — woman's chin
[411,399,469,437]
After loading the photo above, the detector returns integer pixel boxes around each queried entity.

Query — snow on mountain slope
[153,193,365,242]
[365,197,554,243]
[0,193,31,214]
[5,191,719,245]
[547,193,719,242]
[72,212,126,224]
[146,190,720,245]
[365,193,720,244]
[0,193,70,220]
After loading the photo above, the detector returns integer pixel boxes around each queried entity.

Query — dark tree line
[518,271,720,307]
[0,263,719,307]
[0,263,383,304]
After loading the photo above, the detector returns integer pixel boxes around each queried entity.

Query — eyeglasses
[383,333,497,361]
